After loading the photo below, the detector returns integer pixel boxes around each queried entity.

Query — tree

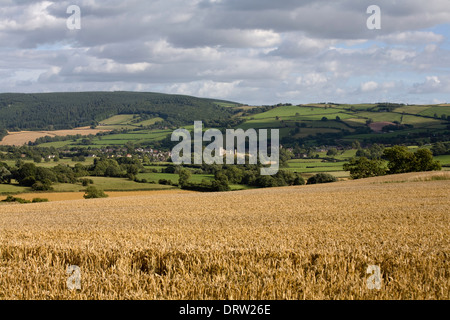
[36,167,57,183]
[126,164,140,176]
[178,168,191,188]
[212,172,230,191]
[0,166,12,184]
[294,174,306,186]
[352,140,361,150]
[32,181,53,191]
[368,144,385,159]
[383,146,414,174]
[33,156,42,163]
[327,148,338,157]
[432,142,450,156]
[357,144,385,160]
[383,146,441,174]
[15,163,38,186]
[343,157,386,179]
[307,173,337,184]
[83,186,108,199]
[222,166,244,184]
[411,149,441,172]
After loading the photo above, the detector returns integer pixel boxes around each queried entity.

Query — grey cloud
[0,0,449,105]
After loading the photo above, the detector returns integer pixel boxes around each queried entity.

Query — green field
[91,129,172,146]
[27,103,450,149]
[343,127,444,141]
[418,106,450,118]
[38,129,174,149]
[101,114,135,125]
[137,172,214,184]
[401,115,443,126]
[54,177,175,192]
[286,159,345,173]
[247,105,350,120]
[435,155,450,166]
[356,112,403,123]
[0,183,29,194]
[0,177,175,194]
[37,140,79,148]
[394,105,432,115]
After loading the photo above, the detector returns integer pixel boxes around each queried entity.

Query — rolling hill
[0,94,449,148]
[0,92,240,131]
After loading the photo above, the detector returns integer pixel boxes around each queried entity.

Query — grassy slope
[237,104,449,140]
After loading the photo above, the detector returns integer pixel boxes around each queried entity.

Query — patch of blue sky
[424,23,450,49]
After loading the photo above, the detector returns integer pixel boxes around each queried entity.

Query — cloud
[377,31,444,45]
[361,81,379,92]
[0,0,449,105]
[410,76,450,94]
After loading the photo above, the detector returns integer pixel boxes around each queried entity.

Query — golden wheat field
[0,127,110,146]
[0,172,449,300]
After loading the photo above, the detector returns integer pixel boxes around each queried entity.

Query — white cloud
[0,0,449,104]
[410,75,450,94]
[168,80,242,99]
[377,31,444,45]
[361,81,379,92]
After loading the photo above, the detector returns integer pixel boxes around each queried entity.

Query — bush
[80,178,94,186]
[326,148,338,157]
[294,175,306,186]
[158,179,171,185]
[32,198,49,203]
[2,195,31,204]
[178,168,191,188]
[307,173,338,185]
[32,181,53,191]
[83,186,108,199]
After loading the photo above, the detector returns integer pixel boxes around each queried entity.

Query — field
[0,172,448,299]
[0,190,194,202]
[1,158,95,169]
[37,128,174,149]
[286,159,346,174]
[50,177,177,193]
[234,104,449,141]
[3,103,443,148]
[0,176,176,197]
[98,115,164,130]
[0,127,110,146]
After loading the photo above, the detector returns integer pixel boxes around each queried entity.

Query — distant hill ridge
[0,91,239,131]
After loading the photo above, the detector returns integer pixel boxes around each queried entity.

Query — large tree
[344,157,386,179]
[383,146,441,174]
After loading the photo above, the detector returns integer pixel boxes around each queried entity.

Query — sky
[0,0,449,105]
